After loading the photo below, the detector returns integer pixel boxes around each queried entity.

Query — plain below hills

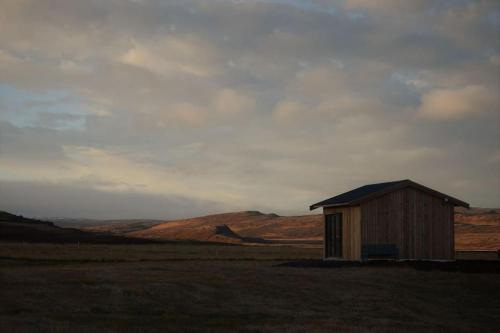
[75,211,323,246]
[54,208,500,250]
[0,211,158,244]
[455,207,500,250]
[2,208,498,250]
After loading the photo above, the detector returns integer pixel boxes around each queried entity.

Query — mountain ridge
[3,208,498,250]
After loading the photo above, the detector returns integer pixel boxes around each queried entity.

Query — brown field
[455,208,500,250]
[1,209,499,331]
[1,242,499,332]
[68,208,500,251]
[76,211,323,244]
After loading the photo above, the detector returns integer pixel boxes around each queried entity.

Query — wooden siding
[360,187,455,260]
[323,206,362,260]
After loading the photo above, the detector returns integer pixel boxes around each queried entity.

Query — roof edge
[309,179,469,210]
[309,180,407,211]
[350,179,469,208]
[310,202,350,211]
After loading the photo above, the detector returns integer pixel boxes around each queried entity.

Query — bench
[362,244,399,260]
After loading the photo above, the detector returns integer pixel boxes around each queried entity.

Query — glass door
[325,213,342,258]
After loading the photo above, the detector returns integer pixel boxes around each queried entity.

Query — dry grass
[455,208,500,251]
[0,242,321,262]
[74,209,500,251]
[455,231,500,251]
[110,211,324,242]
[1,242,499,332]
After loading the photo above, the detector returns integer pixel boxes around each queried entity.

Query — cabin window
[325,213,342,258]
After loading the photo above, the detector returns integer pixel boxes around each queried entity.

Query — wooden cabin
[310,180,469,261]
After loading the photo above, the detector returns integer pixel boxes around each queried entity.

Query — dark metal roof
[310,180,405,210]
[309,179,469,210]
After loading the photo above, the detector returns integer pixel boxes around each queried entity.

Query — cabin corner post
[322,209,327,259]
[353,206,362,261]
[451,205,455,260]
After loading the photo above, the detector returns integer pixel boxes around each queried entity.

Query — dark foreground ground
[0,242,499,332]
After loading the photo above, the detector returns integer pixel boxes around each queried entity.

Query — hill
[455,207,500,250]
[54,218,163,235]
[0,211,158,244]
[132,223,252,244]
[23,207,500,250]
[82,208,499,250]
[127,211,322,245]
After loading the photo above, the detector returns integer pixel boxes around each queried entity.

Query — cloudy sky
[0,0,498,219]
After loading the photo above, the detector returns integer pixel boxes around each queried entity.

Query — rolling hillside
[70,208,500,250]
[0,211,158,244]
[54,219,162,235]
[455,207,500,250]
[127,211,323,244]
[131,224,252,244]
[8,206,492,250]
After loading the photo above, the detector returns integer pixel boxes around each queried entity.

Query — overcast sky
[0,0,498,219]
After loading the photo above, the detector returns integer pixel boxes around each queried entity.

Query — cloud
[0,0,499,217]
[214,89,255,116]
[418,85,498,120]
[119,36,219,77]
[273,100,308,124]
[344,0,433,11]
[0,180,221,220]
[160,103,208,127]
[289,65,350,98]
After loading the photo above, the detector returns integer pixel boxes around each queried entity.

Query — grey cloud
[0,180,224,219]
[0,0,498,217]
[0,121,67,161]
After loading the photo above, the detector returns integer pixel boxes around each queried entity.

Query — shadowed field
[59,208,500,250]
[6,208,498,250]
[1,242,499,332]
[0,242,321,262]
[455,208,500,251]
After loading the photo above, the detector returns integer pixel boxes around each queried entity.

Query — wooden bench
[362,244,399,260]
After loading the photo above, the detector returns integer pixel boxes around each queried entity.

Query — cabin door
[325,213,343,258]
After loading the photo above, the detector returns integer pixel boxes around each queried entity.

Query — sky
[0,0,498,219]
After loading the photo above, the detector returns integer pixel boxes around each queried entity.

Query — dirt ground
[0,242,499,332]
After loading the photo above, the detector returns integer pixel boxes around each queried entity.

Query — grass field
[1,242,499,332]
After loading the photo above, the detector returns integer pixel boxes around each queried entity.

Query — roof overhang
[309,203,350,211]
[309,180,469,211]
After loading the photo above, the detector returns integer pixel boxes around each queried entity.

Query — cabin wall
[360,188,455,260]
[323,206,362,261]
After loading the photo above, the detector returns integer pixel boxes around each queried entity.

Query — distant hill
[53,218,163,234]
[127,211,322,244]
[131,223,257,244]
[0,211,159,244]
[6,207,499,249]
[75,208,499,250]
[455,207,500,250]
